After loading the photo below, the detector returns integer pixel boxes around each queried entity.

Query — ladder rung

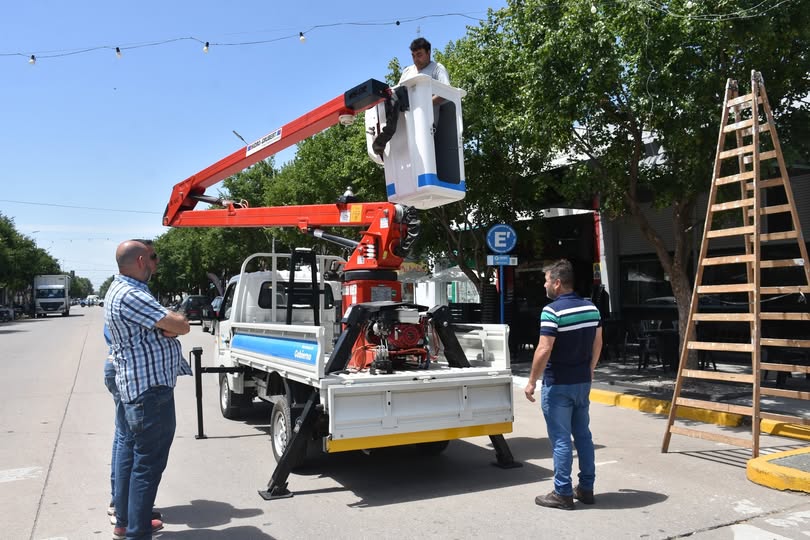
[676,397,754,416]
[749,231,798,242]
[760,412,810,426]
[761,387,810,400]
[748,204,792,216]
[723,118,754,132]
[760,150,778,161]
[727,93,763,108]
[668,425,754,448]
[716,171,755,185]
[711,198,754,212]
[761,338,810,348]
[697,283,754,294]
[761,362,810,373]
[688,341,753,352]
[760,258,805,268]
[701,254,755,266]
[746,177,784,190]
[719,145,754,160]
[760,285,810,295]
[682,369,755,383]
[760,312,810,321]
[707,225,755,238]
[692,313,754,322]
[739,123,771,137]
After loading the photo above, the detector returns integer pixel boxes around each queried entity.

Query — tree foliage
[467,0,810,361]
[0,213,89,304]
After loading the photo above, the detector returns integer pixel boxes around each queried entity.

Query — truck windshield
[36,289,65,299]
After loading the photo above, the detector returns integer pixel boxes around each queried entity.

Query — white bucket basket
[365,75,467,210]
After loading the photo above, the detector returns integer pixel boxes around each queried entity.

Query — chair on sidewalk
[622,321,660,371]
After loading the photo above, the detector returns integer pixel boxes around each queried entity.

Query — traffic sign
[487,255,518,266]
[486,224,517,254]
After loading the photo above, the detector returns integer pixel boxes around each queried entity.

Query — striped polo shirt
[104,275,191,402]
[539,291,601,385]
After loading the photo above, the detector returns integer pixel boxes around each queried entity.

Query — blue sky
[1,1,504,289]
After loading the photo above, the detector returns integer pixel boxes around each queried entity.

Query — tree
[0,213,60,301]
[70,276,94,299]
[98,275,114,299]
[469,0,810,365]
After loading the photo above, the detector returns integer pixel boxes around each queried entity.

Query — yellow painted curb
[590,388,744,427]
[761,419,810,442]
[747,446,810,492]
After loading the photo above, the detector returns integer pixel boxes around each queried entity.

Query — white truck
[168,76,517,498]
[205,250,514,498]
[33,274,70,317]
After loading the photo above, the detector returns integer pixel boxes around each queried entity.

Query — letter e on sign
[486,224,517,254]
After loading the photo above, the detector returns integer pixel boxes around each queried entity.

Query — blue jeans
[115,386,176,539]
[104,359,122,503]
[541,382,595,496]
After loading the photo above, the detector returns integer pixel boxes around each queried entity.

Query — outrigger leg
[258,389,320,500]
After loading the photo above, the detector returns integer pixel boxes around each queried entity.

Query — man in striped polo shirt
[524,259,603,510]
[105,239,190,539]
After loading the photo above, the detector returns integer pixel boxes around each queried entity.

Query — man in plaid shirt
[105,239,190,539]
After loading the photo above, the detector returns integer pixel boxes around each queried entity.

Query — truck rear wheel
[270,395,304,468]
[219,373,245,420]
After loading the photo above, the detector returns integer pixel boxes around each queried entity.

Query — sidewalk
[510,350,810,493]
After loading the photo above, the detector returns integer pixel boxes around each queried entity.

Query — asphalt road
[1,308,809,539]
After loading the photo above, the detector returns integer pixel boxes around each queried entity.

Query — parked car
[178,295,211,324]
[201,295,223,334]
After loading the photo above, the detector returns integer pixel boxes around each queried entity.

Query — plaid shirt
[104,275,191,402]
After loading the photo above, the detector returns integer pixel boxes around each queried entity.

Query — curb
[590,388,743,427]
[761,419,810,442]
[747,446,810,493]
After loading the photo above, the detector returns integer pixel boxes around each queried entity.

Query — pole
[191,347,206,440]
[499,264,505,324]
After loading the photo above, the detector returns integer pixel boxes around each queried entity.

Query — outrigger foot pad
[258,485,294,500]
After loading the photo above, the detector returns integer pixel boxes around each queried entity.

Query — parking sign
[486,224,517,254]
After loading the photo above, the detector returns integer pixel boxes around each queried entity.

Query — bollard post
[191,347,206,440]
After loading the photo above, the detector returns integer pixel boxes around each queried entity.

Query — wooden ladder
[661,70,810,457]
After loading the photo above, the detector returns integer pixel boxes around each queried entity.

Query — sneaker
[574,485,595,505]
[535,491,575,510]
[107,501,115,516]
[112,519,164,540]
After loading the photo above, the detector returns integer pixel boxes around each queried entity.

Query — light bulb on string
[591,4,597,14]
[685,0,693,7]
[299,32,306,43]
[29,54,36,65]
[115,47,122,58]
[203,41,209,53]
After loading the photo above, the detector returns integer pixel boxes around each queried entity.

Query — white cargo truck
[205,251,514,498]
[34,274,70,317]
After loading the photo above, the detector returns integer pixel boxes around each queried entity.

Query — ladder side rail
[750,71,764,457]
[662,78,737,453]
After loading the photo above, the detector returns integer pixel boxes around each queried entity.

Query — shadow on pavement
[157,525,275,539]
[583,488,668,510]
[158,499,263,529]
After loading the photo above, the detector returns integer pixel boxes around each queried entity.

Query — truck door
[216,282,238,364]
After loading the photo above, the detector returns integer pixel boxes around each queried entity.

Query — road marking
[731,524,793,539]
[595,460,618,466]
[732,499,763,515]
[0,466,43,483]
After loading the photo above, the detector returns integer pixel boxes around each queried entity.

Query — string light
[685,0,694,8]
[29,54,36,64]
[115,47,122,58]
[2,12,485,64]
[591,4,597,13]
